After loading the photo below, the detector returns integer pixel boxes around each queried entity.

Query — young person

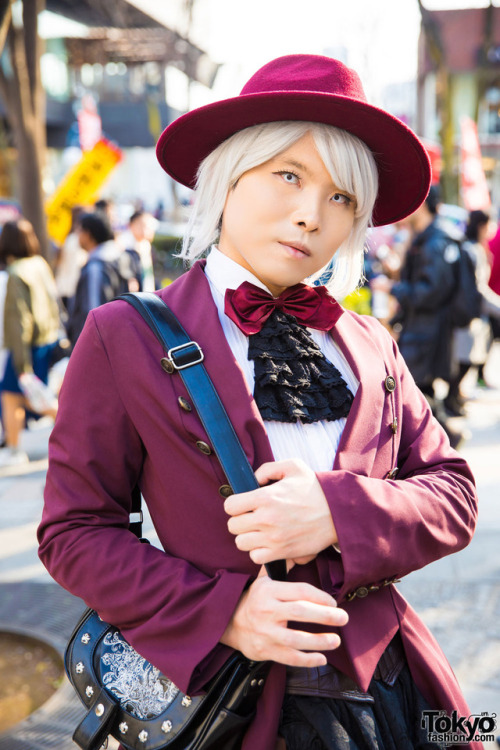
[38,55,480,750]
[0,219,60,467]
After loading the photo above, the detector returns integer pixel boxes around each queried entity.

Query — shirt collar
[204,246,272,298]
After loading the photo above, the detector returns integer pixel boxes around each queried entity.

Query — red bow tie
[224,281,343,335]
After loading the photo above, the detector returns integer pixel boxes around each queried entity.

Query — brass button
[384,375,396,392]
[219,484,233,498]
[196,440,212,455]
[355,586,369,598]
[161,357,175,374]
[178,397,192,412]
[387,467,399,480]
[391,418,398,434]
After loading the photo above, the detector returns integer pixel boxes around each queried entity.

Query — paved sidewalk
[0,345,499,746]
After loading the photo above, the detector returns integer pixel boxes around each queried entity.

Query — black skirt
[278,664,445,750]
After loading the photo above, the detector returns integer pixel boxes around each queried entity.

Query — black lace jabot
[249,308,353,424]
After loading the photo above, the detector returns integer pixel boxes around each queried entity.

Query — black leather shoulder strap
[118,292,287,582]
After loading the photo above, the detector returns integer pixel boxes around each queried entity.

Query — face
[218,132,356,296]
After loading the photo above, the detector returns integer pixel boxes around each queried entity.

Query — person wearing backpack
[372,186,464,448]
[446,209,500,414]
[66,212,141,348]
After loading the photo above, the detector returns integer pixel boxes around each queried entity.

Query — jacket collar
[161,261,388,474]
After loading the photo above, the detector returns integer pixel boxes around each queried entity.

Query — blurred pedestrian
[39,54,479,750]
[53,205,87,313]
[374,186,464,447]
[0,219,60,467]
[447,210,500,412]
[117,209,158,292]
[66,212,141,348]
[94,197,116,228]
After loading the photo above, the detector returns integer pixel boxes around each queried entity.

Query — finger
[224,490,258,517]
[278,600,349,629]
[227,513,262,537]
[233,532,264,552]
[279,626,343,653]
[254,459,303,486]
[292,555,317,565]
[254,642,328,667]
[269,580,340,608]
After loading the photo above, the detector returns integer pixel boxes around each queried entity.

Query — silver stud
[181,695,192,707]
[85,686,94,698]
[75,662,85,674]
[161,720,173,733]
[138,730,148,742]
[81,633,91,644]
[119,722,129,734]
[95,703,105,717]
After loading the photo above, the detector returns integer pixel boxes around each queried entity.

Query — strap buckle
[167,341,204,370]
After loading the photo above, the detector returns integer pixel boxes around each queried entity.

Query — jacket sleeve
[315,329,478,603]
[391,239,457,314]
[37,312,250,694]
[3,274,34,374]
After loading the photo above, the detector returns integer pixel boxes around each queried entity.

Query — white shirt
[204,248,358,472]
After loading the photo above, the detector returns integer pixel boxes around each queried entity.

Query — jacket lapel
[330,311,388,476]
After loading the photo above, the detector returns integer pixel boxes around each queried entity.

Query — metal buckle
[167,342,204,370]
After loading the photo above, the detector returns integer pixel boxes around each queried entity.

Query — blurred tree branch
[417,0,456,203]
[0,0,49,258]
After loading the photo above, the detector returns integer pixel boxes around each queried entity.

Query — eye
[276,170,300,185]
[332,192,353,206]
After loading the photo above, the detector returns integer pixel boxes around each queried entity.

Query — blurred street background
[0,0,500,745]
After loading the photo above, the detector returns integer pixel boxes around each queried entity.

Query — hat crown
[240,54,367,102]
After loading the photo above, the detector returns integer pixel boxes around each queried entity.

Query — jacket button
[384,375,396,392]
[355,586,369,598]
[161,357,175,374]
[391,418,398,434]
[196,440,212,455]
[219,484,233,498]
[178,397,192,412]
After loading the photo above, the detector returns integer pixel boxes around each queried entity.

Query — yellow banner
[46,139,122,245]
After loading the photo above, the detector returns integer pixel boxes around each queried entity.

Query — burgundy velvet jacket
[38,261,480,750]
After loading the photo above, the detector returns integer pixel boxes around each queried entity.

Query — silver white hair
[178,121,379,299]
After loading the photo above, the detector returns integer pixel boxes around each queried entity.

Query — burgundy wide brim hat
[156,54,431,227]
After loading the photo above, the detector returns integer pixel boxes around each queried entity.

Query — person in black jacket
[372,187,464,448]
[66,213,141,348]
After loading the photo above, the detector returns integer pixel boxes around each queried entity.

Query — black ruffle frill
[248,308,353,424]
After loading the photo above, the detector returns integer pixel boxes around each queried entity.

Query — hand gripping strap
[118,292,287,582]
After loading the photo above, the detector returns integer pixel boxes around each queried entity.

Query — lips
[279,241,311,256]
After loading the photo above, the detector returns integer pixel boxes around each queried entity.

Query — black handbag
[65,292,287,750]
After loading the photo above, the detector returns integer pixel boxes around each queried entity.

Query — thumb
[254,459,301,486]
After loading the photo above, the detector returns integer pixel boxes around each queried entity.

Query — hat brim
[156,91,431,227]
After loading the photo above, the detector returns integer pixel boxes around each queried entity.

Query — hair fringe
[177,121,378,299]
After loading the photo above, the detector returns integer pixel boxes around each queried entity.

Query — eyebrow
[278,159,311,175]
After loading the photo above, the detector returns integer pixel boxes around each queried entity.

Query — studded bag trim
[66,607,269,750]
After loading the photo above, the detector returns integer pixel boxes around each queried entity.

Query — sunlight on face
[218,132,356,296]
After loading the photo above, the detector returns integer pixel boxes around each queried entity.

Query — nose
[293,192,321,232]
